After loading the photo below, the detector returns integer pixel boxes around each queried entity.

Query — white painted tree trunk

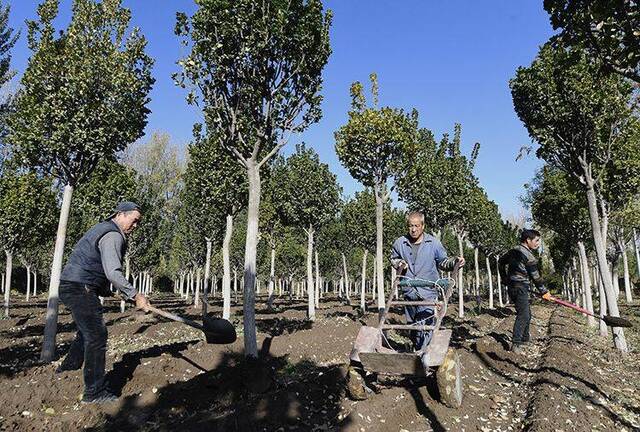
[25,265,31,302]
[222,214,233,319]
[374,182,386,315]
[33,270,37,296]
[486,256,494,309]
[360,249,368,311]
[495,256,503,307]
[242,163,261,358]
[474,247,480,300]
[267,244,276,309]
[457,234,465,318]
[315,249,320,307]
[577,241,596,327]
[41,184,74,362]
[194,267,201,308]
[306,225,316,321]
[4,251,12,317]
[203,238,212,314]
[1,271,4,294]
[392,266,397,300]
[620,239,632,303]
[341,253,349,302]
[633,228,640,281]
[584,177,627,351]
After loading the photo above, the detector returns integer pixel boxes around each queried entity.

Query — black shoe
[55,358,83,374]
[81,389,118,404]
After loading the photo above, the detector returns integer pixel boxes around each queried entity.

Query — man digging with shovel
[498,228,551,354]
[56,201,150,404]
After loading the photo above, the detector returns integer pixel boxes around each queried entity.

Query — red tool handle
[548,295,595,318]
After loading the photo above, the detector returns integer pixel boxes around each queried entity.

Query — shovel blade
[602,315,633,328]
[203,315,237,344]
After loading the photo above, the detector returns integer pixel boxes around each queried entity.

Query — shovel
[545,295,632,328]
[146,305,237,344]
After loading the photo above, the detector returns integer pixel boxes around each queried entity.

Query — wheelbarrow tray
[353,326,452,376]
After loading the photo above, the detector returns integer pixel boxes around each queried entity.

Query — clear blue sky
[7,1,554,218]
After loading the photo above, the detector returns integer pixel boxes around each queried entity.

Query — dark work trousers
[508,284,531,345]
[403,286,437,351]
[59,281,108,397]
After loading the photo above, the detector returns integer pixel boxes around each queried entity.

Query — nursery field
[1,295,639,432]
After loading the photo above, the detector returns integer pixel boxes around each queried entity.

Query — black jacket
[498,244,547,294]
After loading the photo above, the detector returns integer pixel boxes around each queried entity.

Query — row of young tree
[2,0,637,361]
[512,0,640,352]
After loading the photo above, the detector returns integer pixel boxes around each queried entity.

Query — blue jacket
[390,234,456,281]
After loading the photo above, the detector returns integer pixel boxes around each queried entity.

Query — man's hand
[541,292,552,301]
[457,256,466,267]
[134,293,150,312]
[397,260,408,272]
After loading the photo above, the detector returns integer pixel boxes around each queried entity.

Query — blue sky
[7,1,554,218]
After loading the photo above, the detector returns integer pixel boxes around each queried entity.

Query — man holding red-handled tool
[498,229,551,354]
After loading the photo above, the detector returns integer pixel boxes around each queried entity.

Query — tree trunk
[619,238,632,303]
[597,270,608,337]
[486,256,494,309]
[392,266,397,300]
[577,241,596,327]
[25,265,31,302]
[33,270,37,297]
[223,214,233,320]
[360,249,368,311]
[633,228,640,281]
[194,267,201,308]
[203,238,212,315]
[584,176,627,351]
[267,243,276,309]
[495,256,503,307]
[314,248,320,307]
[306,224,316,321]
[457,233,465,318]
[3,251,12,318]
[341,253,349,302]
[242,163,260,357]
[41,184,74,363]
[474,247,480,299]
[374,182,385,315]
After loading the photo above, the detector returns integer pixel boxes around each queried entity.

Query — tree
[0,0,18,175]
[0,171,57,317]
[270,144,341,320]
[544,0,640,83]
[397,123,480,317]
[7,0,154,362]
[175,0,331,357]
[335,73,418,314]
[510,42,640,351]
[182,127,246,318]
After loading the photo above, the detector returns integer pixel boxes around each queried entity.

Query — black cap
[105,201,141,221]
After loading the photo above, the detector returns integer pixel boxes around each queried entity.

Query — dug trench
[0,294,639,431]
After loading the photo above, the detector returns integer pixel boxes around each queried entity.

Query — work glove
[541,292,552,301]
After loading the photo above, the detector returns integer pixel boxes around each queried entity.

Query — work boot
[55,356,83,374]
[510,343,523,354]
[81,389,118,404]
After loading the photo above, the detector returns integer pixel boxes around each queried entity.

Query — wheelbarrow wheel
[436,348,463,408]
[346,365,371,401]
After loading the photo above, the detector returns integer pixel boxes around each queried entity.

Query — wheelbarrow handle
[146,305,205,332]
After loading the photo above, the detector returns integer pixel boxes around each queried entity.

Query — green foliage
[510,42,637,182]
[397,123,481,236]
[466,186,504,256]
[0,0,18,167]
[182,125,247,244]
[544,0,640,82]
[0,171,57,254]
[8,0,154,186]
[335,73,418,188]
[341,189,377,251]
[270,143,342,231]
[175,0,332,162]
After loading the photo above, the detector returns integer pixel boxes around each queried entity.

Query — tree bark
[474,247,480,299]
[306,224,316,321]
[619,238,632,303]
[457,233,465,318]
[374,182,385,314]
[495,255,503,307]
[40,184,74,362]
[194,267,201,308]
[223,214,233,320]
[597,270,608,337]
[3,251,12,318]
[577,241,596,327]
[584,175,627,351]
[33,270,37,296]
[341,253,349,302]
[486,256,494,309]
[243,163,260,357]
[267,243,276,310]
[315,248,320,307]
[25,265,31,302]
[203,238,212,315]
[360,249,368,311]
[634,228,640,282]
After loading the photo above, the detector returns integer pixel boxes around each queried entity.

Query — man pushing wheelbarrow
[348,211,465,407]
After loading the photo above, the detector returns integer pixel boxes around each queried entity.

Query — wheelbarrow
[347,264,463,408]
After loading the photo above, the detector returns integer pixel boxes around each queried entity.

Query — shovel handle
[548,296,594,317]
[146,305,205,332]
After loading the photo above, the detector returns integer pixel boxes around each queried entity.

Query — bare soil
[0,293,639,431]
